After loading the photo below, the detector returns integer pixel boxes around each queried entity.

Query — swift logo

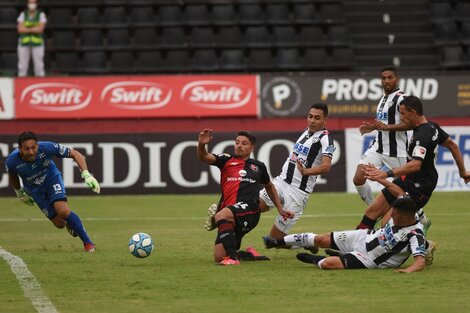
[101,81,172,110]
[20,83,92,111]
[180,80,252,109]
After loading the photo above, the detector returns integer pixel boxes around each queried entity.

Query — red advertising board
[15,75,258,119]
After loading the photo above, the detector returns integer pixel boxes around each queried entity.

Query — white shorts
[332,229,377,269]
[259,177,309,234]
[358,148,406,170]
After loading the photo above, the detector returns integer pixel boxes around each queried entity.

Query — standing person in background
[353,66,409,206]
[5,131,100,252]
[17,0,47,77]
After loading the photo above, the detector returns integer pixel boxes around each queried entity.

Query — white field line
[0,247,59,313]
[1,212,470,223]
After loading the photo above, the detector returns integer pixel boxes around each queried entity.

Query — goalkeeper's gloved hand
[15,188,35,206]
[81,170,100,194]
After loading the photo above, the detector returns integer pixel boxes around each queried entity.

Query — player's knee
[214,207,233,222]
[52,219,66,229]
[320,257,344,270]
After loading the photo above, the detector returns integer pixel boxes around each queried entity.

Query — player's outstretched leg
[65,211,95,253]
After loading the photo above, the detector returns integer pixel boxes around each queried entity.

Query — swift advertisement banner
[14,75,258,119]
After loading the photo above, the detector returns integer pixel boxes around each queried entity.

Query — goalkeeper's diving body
[5,131,100,252]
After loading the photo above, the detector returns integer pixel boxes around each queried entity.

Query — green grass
[1,192,469,313]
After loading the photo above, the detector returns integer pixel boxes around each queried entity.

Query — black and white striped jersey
[365,219,426,269]
[281,128,335,194]
[370,89,408,158]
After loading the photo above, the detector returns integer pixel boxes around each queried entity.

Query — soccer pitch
[1,192,469,313]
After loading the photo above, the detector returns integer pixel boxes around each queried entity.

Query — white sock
[356,183,374,205]
[284,233,316,247]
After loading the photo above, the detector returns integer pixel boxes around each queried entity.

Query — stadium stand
[1,0,470,75]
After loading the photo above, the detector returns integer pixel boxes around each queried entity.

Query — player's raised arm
[197,128,216,164]
[440,137,470,183]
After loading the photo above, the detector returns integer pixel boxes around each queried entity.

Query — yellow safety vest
[19,10,44,46]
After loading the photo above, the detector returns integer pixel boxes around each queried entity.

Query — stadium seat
[0,30,17,51]
[130,6,157,28]
[239,4,264,26]
[273,26,298,47]
[54,52,80,73]
[82,51,108,73]
[298,26,326,47]
[103,7,128,28]
[219,49,246,71]
[133,28,158,50]
[192,49,219,71]
[292,4,318,25]
[77,8,101,29]
[136,50,162,73]
[318,3,344,24]
[247,49,274,70]
[0,52,17,75]
[276,48,302,70]
[52,30,77,51]
[190,27,215,48]
[165,50,191,72]
[185,4,209,26]
[455,3,470,23]
[216,26,243,48]
[266,4,291,25]
[244,26,271,48]
[211,4,237,26]
[161,27,187,49]
[329,47,355,70]
[107,29,131,50]
[429,2,453,24]
[440,46,465,69]
[79,29,105,51]
[0,8,19,30]
[461,22,470,46]
[326,25,351,47]
[110,51,135,73]
[48,8,74,29]
[302,48,328,70]
[158,5,184,27]
[434,22,460,46]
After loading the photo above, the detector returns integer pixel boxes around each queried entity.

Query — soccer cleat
[84,243,96,253]
[246,246,262,257]
[324,249,343,257]
[303,246,319,254]
[203,204,217,231]
[66,223,78,237]
[219,257,240,266]
[421,218,432,236]
[296,253,326,266]
[424,240,436,266]
[262,236,279,249]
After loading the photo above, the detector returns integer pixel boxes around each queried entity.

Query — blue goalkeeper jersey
[5,141,70,193]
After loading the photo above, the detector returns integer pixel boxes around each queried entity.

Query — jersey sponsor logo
[432,128,439,141]
[261,77,302,117]
[376,111,388,121]
[412,145,427,159]
[325,145,336,155]
[239,169,247,177]
[294,142,310,155]
[180,80,252,109]
[20,83,92,111]
[101,81,172,110]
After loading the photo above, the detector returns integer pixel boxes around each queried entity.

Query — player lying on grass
[263,195,428,273]
[5,131,100,252]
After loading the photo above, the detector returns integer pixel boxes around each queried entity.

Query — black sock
[356,215,376,230]
[216,219,238,260]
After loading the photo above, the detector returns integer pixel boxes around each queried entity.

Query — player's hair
[400,95,424,116]
[237,130,256,145]
[380,66,398,76]
[18,131,37,147]
[310,103,329,117]
[391,195,417,215]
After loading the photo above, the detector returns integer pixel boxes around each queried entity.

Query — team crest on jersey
[250,164,258,172]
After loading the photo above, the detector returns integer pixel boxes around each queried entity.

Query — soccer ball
[128,232,154,258]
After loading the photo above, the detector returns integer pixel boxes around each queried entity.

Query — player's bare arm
[70,149,88,172]
[263,181,294,219]
[373,121,410,132]
[296,156,332,176]
[197,128,216,164]
[365,158,422,181]
[441,137,470,183]
[359,121,375,135]
[396,256,425,273]
[362,165,406,197]
[8,173,21,190]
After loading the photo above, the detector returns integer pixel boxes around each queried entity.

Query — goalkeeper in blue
[5,131,100,252]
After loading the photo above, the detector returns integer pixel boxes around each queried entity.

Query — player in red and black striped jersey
[198,129,293,265]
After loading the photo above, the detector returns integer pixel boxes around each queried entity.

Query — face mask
[28,3,37,11]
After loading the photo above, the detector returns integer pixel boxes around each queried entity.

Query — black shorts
[382,176,432,209]
[215,202,260,250]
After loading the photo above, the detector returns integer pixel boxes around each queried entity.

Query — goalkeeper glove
[15,188,35,206]
[81,170,100,194]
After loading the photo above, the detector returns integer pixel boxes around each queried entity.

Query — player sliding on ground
[263,196,428,273]
[5,131,100,252]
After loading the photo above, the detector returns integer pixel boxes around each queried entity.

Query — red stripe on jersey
[219,157,245,208]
